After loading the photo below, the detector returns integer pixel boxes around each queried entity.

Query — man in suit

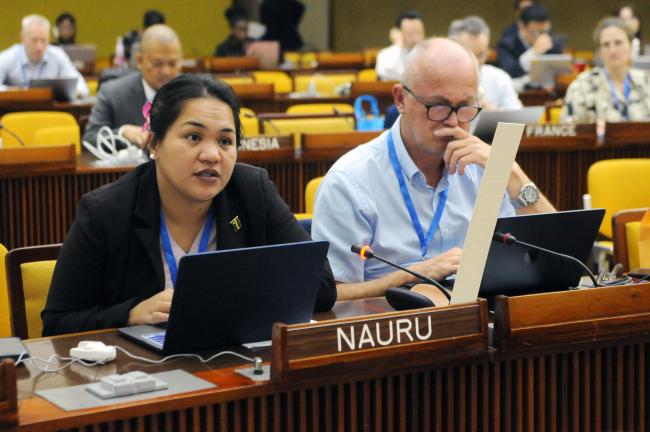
[496,4,563,89]
[83,24,182,147]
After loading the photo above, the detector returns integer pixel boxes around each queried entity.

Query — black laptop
[29,77,77,102]
[471,106,545,144]
[119,241,329,354]
[478,209,605,296]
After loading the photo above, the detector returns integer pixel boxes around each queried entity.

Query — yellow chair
[612,208,648,271]
[305,176,323,214]
[0,111,81,154]
[0,244,10,337]
[33,125,81,150]
[587,159,650,240]
[219,75,255,86]
[240,107,259,137]
[260,116,355,147]
[6,244,61,339]
[357,68,378,82]
[252,70,293,93]
[286,103,354,115]
[86,79,99,96]
[293,73,357,96]
[587,159,650,271]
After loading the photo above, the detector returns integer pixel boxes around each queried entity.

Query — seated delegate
[561,17,650,123]
[43,74,336,336]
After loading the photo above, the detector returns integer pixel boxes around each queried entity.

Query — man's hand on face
[532,33,553,55]
[435,127,491,175]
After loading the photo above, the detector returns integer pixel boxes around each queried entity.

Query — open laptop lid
[29,78,77,102]
[120,240,329,354]
[471,106,544,144]
[479,209,604,296]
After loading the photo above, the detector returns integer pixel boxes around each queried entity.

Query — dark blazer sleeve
[42,195,141,336]
[496,35,526,78]
[258,169,337,312]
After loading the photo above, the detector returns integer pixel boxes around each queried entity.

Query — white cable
[82,126,147,166]
[13,346,258,373]
[114,346,256,364]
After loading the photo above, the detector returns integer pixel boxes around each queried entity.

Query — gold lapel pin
[229,215,242,232]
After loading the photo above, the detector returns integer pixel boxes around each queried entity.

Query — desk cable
[14,346,261,373]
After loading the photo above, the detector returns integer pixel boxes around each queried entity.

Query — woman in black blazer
[42,74,336,336]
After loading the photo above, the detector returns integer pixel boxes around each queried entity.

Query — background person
[54,12,76,45]
[375,10,425,81]
[44,74,336,336]
[616,3,643,58]
[561,17,650,123]
[214,6,252,57]
[449,15,523,111]
[0,14,88,97]
[84,24,183,147]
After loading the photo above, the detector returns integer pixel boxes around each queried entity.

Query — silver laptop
[529,53,573,86]
[29,77,77,102]
[471,106,545,144]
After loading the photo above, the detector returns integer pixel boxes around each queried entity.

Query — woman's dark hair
[143,10,165,28]
[56,12,76,27]
[225,6,248,29]
[149,74,241,148]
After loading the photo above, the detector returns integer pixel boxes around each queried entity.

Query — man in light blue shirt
[0,14,88,97]
[312,38,555,300]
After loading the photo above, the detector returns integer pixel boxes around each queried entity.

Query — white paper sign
[450,122,525,304]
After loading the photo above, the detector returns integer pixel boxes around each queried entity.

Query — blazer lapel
[132,163,165,289]
[213,189,246,250]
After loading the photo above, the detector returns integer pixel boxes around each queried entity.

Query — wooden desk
[4,286,650,431]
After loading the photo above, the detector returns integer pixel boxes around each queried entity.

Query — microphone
[261,117,282,136]
[350,244,452,299]
[332,107,356,129]
[0,123,26,147]
[492,231,600,288]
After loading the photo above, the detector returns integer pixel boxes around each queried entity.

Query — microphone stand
[493,232,600,288]
[351,245,452,300]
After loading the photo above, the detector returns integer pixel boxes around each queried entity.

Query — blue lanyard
[604,70,631,120]
[387,132,448,258]
[160,210,214,286]
[19,48,46,88]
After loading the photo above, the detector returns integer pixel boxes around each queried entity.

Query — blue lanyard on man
[19,47,46,88]
[605,70,631,120]
[387,132,448,258]
[160,210,215,286]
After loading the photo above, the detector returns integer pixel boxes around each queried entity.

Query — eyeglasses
[402,85,482,123]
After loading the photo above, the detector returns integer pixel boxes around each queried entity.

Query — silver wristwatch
[512,183,540,208]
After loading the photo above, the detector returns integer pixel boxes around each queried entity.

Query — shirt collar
[19,44,49,67]
[390,115,450,190]
[141,78,156,101]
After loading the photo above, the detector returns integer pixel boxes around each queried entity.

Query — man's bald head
[141,24,181,53]
[137,24,183,90]
[401,37,479,90]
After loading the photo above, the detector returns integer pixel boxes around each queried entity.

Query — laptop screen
[479,209,604,296]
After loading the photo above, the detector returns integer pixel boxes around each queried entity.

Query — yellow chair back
[357,68,378,82]
[626,221,642,270]
[0,111,80,154]
[261,117,355,147]
[33,125,81,153]
[220,75,255,85]
[588,159,650,238]
[294,73,357,96]
[87,79,99,96]
[240,107,259,137]
[20,261,56,339]
[286,103,354,115]
[0,244,10,337]
[305,176,323,214]
[252,71,293,93]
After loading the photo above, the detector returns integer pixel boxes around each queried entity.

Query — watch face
[522,185,539,204]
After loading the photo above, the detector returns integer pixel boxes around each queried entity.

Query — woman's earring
[149,152,156,160]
